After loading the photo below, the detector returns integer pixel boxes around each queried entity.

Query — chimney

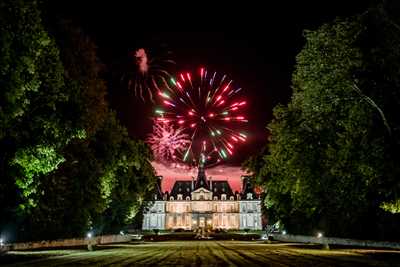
[157,175,163,188]
[241,175,246,193]
[209,176,212,191]
[191,176,195,190]
[156,176,163,198]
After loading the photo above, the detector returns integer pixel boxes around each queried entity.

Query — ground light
[0,238,4,246]
[317,232,323,238]
[87,232,93,238]
[282,230,287,235]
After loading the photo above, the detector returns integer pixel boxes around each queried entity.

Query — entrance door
[199,217,205,227]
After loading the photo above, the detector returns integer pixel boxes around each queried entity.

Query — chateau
[142,166,262,230]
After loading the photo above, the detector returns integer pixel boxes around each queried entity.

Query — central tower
[194,163,209,190]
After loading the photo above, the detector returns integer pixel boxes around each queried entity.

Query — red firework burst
[154,67,248,167]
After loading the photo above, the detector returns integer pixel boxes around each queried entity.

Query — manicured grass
[1,241,400,266]
[142,231,261,241]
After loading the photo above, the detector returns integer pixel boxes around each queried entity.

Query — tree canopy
[0,0,156,241]
[248,2,400,239]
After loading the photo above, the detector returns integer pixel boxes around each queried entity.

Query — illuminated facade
[143,167,262,230]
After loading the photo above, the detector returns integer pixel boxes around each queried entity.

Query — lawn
[1,241,400,266]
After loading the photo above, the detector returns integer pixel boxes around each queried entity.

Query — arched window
[213,196,218,201]
[170,196,174,201]
[229,196,234,200]
[186,196,190,201]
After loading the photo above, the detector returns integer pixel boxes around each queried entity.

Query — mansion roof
[170,180,235,199]
[154,166,258,200]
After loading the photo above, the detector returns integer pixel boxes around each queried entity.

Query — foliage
[0,0,85,221]
[380,199,400,214]
[249,3,400,239]
[0,1,157,241]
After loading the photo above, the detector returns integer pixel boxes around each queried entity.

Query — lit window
[213,196,218,201]
[177,194,183,200]
[221,194,226,200]
[186,196,190,201]
[170,196,174,201]
[229,196,234,200]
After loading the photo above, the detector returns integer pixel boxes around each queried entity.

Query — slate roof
[210,181,234,198]
[169,179,238,198]
[158,168,258,200]
[241,175,257,199]
[170,181,193,199]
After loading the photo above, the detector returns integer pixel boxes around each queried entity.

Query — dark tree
[1,2,157,241]
[0,0,85,235]
[250,2,400,239]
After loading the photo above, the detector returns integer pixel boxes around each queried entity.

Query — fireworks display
[154,67,248,167]
[126,48,175,102]
[146,121,191,164]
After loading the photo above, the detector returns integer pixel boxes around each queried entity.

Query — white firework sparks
[147,121,191,163]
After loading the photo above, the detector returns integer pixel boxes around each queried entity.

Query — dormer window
[177,194,183,200]
[229,196,234,200]
[221,194,227,200]
[186,196,190,201]
[213,196,218,201]
[170,196,174,201]
[246,193,253,200]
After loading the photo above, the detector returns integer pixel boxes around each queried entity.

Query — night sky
[46,0,372,165]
